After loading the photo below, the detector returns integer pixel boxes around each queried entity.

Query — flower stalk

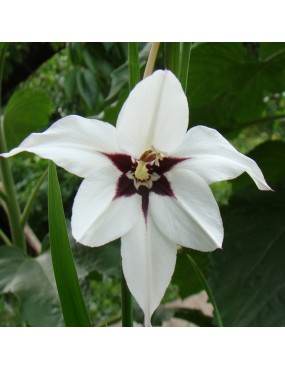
[0,44,26,252]
[179,42,192,92]
[164,43,181,76]
[0,118,26,251]
[187,253,223,327]
[121,271,134,327]
[143,42,160,78]
[128,43,140,90]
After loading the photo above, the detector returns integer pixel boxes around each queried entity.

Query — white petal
[121,211,177,326]
[150,168,223,252]
[117,70,188,158]
[2,115,120,178]
[71,165,141,246]
[172,125,271,190]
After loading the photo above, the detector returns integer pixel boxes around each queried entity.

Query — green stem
[179,42,192,92]
[187,253,223,327]
[128,43,140,90]
[121,271,133,327]
[0,43,8,111]
[0,228,12,246]
[0,120,26,251]
[0,44,26,252]
[21,167,48,226]
[0,189,8,203]
[164,42,181,76]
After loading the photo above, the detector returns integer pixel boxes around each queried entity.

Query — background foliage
[0,42,284,326]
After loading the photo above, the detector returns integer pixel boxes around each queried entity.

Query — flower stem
[21,167,48,226]
[128,43,140,90]
[0,43,8,110]
[121,271,133,327]
[0,119,26,251]
[0,228,12,246]
[179,42,192,92]
[187,253,223,327]
[143,42,160,78]
[0,44,26,252]
[164,42,181,77]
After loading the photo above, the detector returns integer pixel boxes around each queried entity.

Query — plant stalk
[128,43,140,90]
[143,42,160,78]
[0,119,26,251]
[187,253,223,327]
[164,42,181,76]
[21,167,48,226]
[121,271,133,327]
[179,42,192,92]
[0,44,26,251]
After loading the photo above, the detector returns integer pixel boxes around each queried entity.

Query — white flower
[2,70,271,326]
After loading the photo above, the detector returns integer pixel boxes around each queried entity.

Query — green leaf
[209,189,285,326]
[72,239,121,279]
[0,246,63,326]
[48,162,91,327]
[3,88,52,150]
[209,141,285,326]
[187,42,285,131]
[106,44,150,102]
[172,248,209,299]
[187,253,223,327]
[76,67,98,112]
[232,141,285,191]
[64,68,78,101]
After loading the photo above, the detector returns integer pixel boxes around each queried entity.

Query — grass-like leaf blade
[48,161,91,327]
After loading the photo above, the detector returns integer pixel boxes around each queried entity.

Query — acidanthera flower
[2,70,271,326]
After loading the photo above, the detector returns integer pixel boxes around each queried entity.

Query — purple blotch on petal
[103,153,133,173]
[137,186,149,221]
[155,157,188,175]
[114,174,137,199]
[151,175,175,197]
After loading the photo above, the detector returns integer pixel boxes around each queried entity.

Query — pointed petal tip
[0,148,21,158]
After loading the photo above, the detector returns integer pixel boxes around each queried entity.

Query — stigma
[134,161,150,181]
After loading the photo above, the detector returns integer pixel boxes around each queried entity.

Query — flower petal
[2,115,120,178]
[150,168,223,252]
[172,125,271,190]
[71,165,141,246]
[121,211,177,326]
[117,70,189,158]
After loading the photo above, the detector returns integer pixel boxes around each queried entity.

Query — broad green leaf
[232,141,285,191]
[106,43,150,101]
[64,68,78,101]
[3,88,52,150]
[101,91,128,125]
[187,253,223,327]
[48,162,91,327]
[172,248,209,299]
[187,42,285,132]
[209,189,285,326]
[208,141,285,326]
[72,239,121,279]
[0,246,63,326]
[76,67,98,112]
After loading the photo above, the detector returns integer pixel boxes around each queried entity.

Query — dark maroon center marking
[103,153,134,173]
[103,153,188,220]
